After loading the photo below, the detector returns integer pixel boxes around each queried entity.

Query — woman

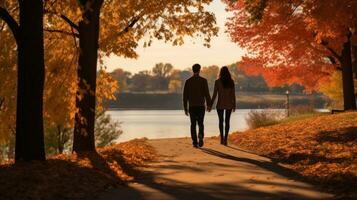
[211,66,236,146]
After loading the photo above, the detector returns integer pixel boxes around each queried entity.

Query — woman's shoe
[198,139,204,147]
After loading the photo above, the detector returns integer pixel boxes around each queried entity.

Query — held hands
[207,101,213,112]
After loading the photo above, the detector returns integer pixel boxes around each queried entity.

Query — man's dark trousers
[189,106,205,145]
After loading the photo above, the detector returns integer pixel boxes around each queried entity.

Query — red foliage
[224,0,357,92]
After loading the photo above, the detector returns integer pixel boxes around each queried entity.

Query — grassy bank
[230,112,357,199]
[0,139,156,200]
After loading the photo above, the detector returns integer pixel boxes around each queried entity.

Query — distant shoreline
[105,92,328,110]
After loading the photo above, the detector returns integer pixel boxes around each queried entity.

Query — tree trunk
[73,0,103,153]
[15,0,45,161]
[341,32,357,110]
[57,125,64,154]
[352,45,357,79]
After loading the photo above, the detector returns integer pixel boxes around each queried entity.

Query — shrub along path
[100,138,332,200]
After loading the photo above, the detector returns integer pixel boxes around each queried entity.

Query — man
[183,64,211,148]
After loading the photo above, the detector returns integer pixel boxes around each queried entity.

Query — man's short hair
[192,64,201,73]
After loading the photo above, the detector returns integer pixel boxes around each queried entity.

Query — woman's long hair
[219,66,234,88]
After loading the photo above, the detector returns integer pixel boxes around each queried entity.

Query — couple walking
[183,64,236,148]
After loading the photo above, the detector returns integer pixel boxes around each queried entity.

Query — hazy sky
[104,0,245,73]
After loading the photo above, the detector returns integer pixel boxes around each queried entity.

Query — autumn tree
[110,68,131,93]
[0,2,119,159]
[0,18,16,156]
[46,0,218,152]
[319,71,343,109]
[152,63,174,78]
[128,70,151,92]
[201,65,219,91]
[168,69,184,93]
[0,0,46,161]
[225,0,357,110]
[169,80,182,93]
[151,63,173,91]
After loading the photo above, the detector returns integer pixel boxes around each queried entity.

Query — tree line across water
[109,63,306,94]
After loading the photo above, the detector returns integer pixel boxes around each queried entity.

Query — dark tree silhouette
[0,1,46,161]
[72,0,104,152]
[340,31,356,110]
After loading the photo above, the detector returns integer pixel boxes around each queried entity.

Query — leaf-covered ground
[0,139,156,200]
[230,112,357,199]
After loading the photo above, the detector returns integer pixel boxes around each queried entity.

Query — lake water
[107,109,263,142]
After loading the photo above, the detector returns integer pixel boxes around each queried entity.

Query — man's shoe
[193,144,198,148]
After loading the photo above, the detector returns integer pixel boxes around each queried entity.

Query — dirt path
[100,138,333,200]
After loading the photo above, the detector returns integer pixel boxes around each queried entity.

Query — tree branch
[321,40,342,62]
[117,14,143,37]
[326,46,342,62]
[327,56,337,65]
[44,28,79,38]
[0,7,19,42]
[60,14,79,31]
[327,56,342,71]
[44,9,79,31]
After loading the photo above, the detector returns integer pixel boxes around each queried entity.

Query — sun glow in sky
[104,0,245,73]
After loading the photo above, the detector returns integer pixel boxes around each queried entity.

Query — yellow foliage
[168,79,182,93]
[45,0,218,58]
[0,19,17,144]
[318,71,343,106]
[96,69,118,113]
[318,71,357,109]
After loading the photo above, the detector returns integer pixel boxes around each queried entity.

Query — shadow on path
[200,147,304,181]
[101,144,332,200]
[102,172,320,200]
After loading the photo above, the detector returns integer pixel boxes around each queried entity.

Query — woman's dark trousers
[217,109,232,145]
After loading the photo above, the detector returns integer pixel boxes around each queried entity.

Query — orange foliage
[230,112,357,199]
[0,139,156,200]
[224,0,357,92]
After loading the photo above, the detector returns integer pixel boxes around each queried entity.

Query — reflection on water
[107,109,259,142]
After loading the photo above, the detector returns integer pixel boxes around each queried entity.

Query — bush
[289,104,316,116]
[44,110,122,155]
[246,110,283,129]
[94,111,122,148]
